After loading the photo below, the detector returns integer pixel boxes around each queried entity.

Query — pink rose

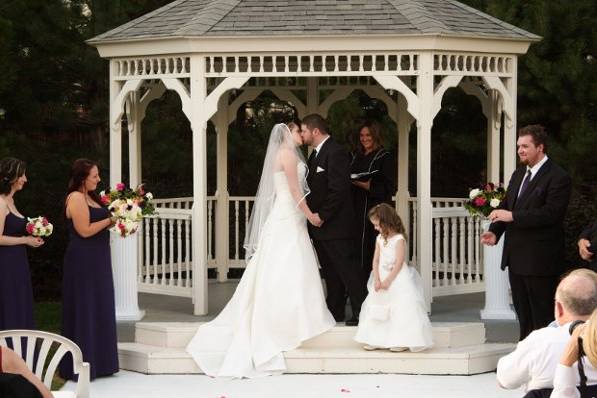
[137,184,145,195]
[101,195,110,205]
[473,197,487,207]
[26,224,34,234]
[484,183,495,192]
[116,183,126,191]
[42,217,49,226]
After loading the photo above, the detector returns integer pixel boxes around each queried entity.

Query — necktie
[518,169,532,198]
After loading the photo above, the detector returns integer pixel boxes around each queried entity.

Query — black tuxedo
[306,137,366,321]
[489,158,572,339]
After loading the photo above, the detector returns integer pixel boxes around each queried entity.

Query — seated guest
[0,346,53,398]
[552,308,597,398]
[496,269,597,396]
[578,220,597,271]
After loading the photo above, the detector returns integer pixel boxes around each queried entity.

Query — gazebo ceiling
[89,0,539,46]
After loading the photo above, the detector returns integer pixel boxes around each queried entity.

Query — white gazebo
[89,0,539,317]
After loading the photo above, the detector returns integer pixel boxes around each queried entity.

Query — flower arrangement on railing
[464,183,506,218]
[26,216,53,237]
[100,183,155,237]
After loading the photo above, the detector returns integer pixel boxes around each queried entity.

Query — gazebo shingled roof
[88,0,540,44]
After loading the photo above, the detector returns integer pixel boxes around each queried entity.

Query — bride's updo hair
[287,120,300,132]
[368,203,407,240]
[0,157,27,195]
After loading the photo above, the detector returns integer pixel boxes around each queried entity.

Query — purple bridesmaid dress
[0,213,36,330]
[60,206,118,380]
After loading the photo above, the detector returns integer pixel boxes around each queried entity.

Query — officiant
[350,120,396,276]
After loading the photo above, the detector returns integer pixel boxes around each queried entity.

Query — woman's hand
[374,279,381,292]
[23,236,44,248]
[380,278,392,290]
[108,215,118,227]
[351,180,371,191]
[560,323,585,367]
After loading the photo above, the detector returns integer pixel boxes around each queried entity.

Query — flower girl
[354,203,433,352]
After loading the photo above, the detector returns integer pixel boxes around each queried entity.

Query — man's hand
[481,231,497,246]
[488,209,513,223]
[578,238,594,261]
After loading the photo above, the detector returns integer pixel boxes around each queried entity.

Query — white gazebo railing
[139,196,484,300]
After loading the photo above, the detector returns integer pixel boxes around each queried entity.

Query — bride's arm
[280,149,316,222]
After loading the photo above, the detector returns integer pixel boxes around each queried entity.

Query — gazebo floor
[115,284,518,375]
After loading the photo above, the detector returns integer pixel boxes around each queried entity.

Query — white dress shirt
[517,155,549,197]
[497,322,597,393]
[313,135,330,157]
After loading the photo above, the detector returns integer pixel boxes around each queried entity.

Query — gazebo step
[134,322,486,349]
[118,342,513,375]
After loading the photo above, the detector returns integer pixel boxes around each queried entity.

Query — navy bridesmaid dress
[60,206,118,380]
[0,212,36,330]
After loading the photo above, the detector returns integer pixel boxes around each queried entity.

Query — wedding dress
[186,124,335,378]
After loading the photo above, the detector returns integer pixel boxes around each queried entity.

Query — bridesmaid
[0,158,43,331]
[60,159,118,381]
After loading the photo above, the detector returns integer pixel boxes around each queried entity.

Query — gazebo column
[109,60,123,185]
[306,77,319,114]
[126,91,143,187]
[416,53,435,310]
[190,55,209,315]
[214,94,230,283]
[486,91,501,182]
[396,94,411,234]
[503,59,518,182]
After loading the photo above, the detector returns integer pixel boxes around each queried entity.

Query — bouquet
[26,216,53,237]
[463,182,506,218]
[101,183,155,237]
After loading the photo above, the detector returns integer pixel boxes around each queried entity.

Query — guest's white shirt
[551,362,597,398]
[497,322,597,392]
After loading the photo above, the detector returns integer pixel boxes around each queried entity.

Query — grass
[33,301,66,390]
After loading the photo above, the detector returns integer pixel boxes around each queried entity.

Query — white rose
[47,224,53,234]
[490,198,501,208]
[469,188,481,200]
[99,190,105,197]
[145,192,153,201]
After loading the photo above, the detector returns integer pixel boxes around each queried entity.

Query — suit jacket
[306,137,356,241]
[489,158,572,276]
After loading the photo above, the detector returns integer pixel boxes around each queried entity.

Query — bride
[186,122,336,378]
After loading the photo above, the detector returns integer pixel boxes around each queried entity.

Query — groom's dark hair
[302,114,329,135]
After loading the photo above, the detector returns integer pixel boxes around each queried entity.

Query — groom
[300,114,366,326]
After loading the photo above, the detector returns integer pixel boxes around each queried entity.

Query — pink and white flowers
[102,184,155,237]
[26,216,53,237]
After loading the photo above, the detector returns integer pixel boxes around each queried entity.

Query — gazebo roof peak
[88,0,540,45]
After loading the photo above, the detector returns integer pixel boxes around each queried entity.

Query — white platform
[118,322,513,375]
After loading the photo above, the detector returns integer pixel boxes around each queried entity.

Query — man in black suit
[481,124,572,340]
[300,114,366,326]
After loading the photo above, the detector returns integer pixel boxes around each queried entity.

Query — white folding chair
[0,330,90,398]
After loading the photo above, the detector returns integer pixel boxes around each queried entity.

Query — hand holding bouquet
[101,183,155,237]
[464,182,506,218]
[26,216,53,237]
